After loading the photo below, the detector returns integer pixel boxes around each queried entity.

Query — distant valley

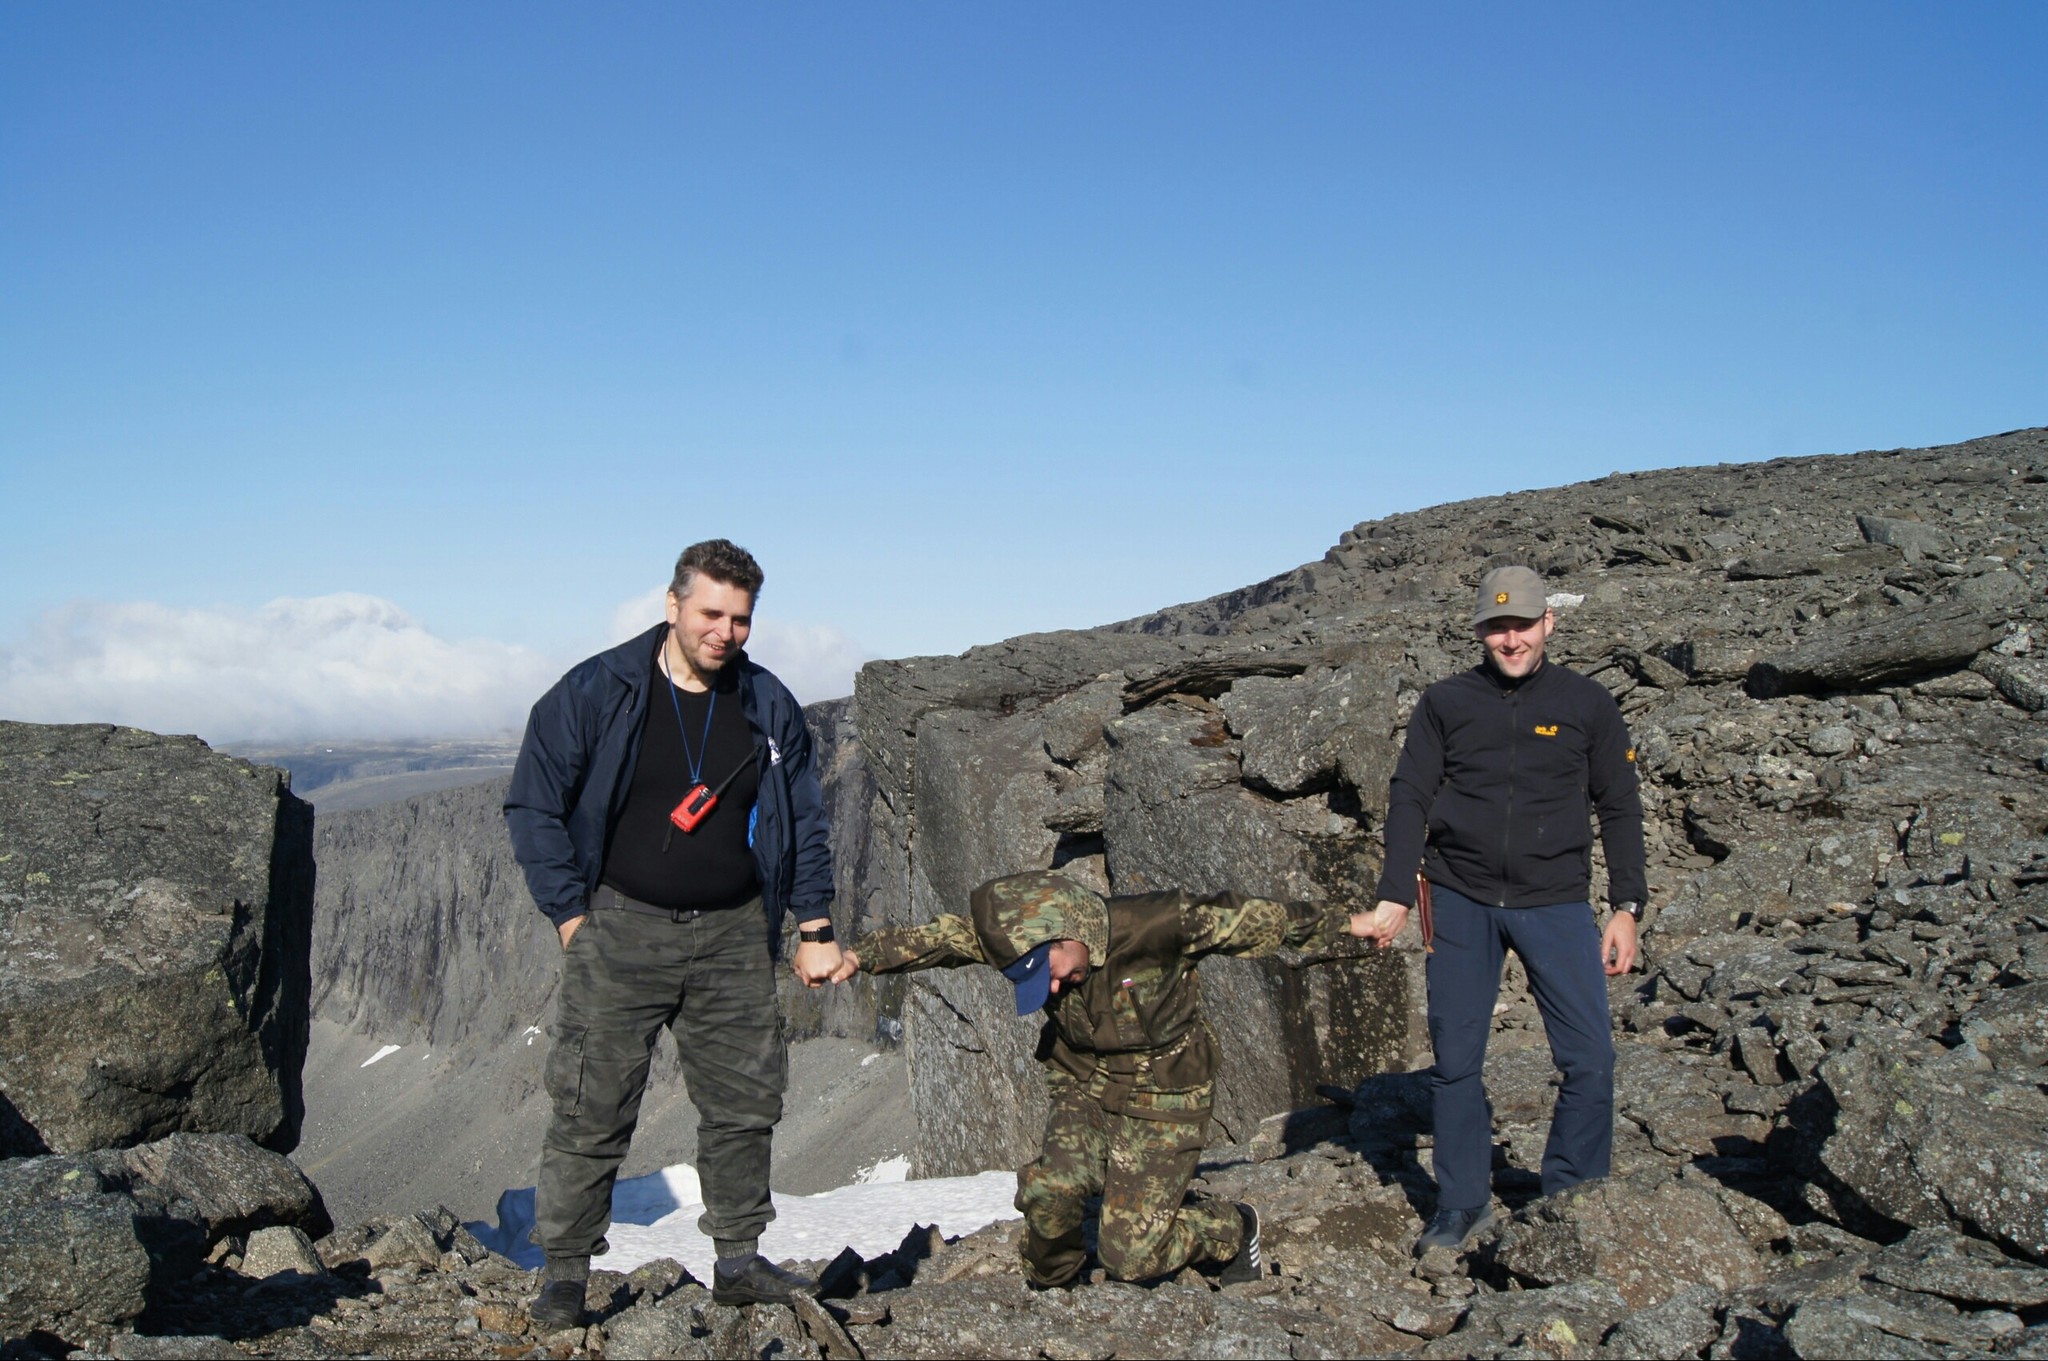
[229,737,522,813]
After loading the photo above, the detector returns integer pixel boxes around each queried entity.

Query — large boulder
[0,723,314,1156]
[1745,601,2004,697]
[0,1155,152,1346]
[853,633,1409,1175]
[1102,693,1405,1142]
[93,1131,330,1243]
[1958,982,2048,1071]
[1492,1168,1766,1307]
[0,1131,325,1347]
[1812,1035,2048,1260]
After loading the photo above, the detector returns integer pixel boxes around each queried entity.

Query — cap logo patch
[1626,748,1637,762]
[1534,724,1559,737]
[1496,592,1510,605]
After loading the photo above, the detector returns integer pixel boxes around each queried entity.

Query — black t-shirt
[600,655,763,911]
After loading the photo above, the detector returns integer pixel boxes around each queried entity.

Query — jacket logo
[767,738,783,766]
[1533,724,1559,737]
[1626,747,1636,762]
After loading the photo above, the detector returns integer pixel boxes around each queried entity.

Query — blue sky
[3,3,2043,740]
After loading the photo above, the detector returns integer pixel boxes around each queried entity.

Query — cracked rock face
[0,723,314,1157]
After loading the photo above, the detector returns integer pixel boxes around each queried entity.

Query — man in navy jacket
[505,539,839,1325]
[1361,565,1645,1257]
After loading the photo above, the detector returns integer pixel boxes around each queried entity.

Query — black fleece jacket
[1375,657,1647,911]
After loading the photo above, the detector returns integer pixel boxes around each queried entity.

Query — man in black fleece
[1360,565,1646,1254]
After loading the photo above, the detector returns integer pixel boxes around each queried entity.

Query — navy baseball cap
[1000,941,1056,1015]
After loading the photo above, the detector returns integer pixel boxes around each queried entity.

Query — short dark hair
[670,539,765,602]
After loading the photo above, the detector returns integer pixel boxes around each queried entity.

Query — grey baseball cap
[1474,566,1548,624]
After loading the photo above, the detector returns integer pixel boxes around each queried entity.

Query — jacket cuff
[542,901,587,928]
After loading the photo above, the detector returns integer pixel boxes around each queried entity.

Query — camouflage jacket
[856,890,1351,1098]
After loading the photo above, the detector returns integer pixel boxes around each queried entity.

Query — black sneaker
[1218,1203,1263,1284]
[1414,1204,1495,1256]
[529,1278,587,1331]
[712,1254,819,1307]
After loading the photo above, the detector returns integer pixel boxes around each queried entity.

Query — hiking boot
[1218,1202,1263,1284]
[529,1278,587,1331]
[712,1254,818,1307]
[1414,1204,1495,1256]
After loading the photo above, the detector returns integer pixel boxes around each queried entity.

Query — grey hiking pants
[535,895,787,1260]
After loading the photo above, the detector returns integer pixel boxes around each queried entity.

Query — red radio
[670,783,719,834]
[667,749,759,837]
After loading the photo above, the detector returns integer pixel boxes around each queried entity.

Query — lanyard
[664,642,717,786]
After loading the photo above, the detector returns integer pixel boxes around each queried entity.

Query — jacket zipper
[1499,682,1518,907]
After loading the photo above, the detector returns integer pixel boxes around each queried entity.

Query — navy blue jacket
[504,623,835,939]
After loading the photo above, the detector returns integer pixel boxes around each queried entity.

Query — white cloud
[608,586,669,648]
[609,588,868,705]
[0,590,872,747]
[0,595,564,745]
[747,621,870,704]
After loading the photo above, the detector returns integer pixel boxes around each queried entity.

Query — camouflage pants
[1014,1070,1242,1286]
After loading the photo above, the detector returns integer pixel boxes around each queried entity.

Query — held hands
[826,949,862,984]
[1348,900,1409,948]
[791,920,844,989]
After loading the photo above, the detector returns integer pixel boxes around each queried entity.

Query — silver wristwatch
[1612,900,1644,921]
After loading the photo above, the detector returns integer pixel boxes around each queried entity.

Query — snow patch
[360,1045,401,1068]
[854,1156,911,1185]
[466,1162,1018,1281]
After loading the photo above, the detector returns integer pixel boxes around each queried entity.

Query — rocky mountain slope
[842,428,2048,1182]
[8,426,2047,1359]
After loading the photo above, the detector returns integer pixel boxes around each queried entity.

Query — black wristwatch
[798,923,837,944]
[1612,900,1643,922]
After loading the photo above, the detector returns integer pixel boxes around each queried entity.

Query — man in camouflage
[829,871,1379,1287]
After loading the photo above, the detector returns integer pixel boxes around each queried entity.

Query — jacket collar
[1478,654,1549,693]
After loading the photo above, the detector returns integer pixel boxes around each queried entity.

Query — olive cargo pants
[1014,1070,1243,1286]
[535,898,787,1260]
